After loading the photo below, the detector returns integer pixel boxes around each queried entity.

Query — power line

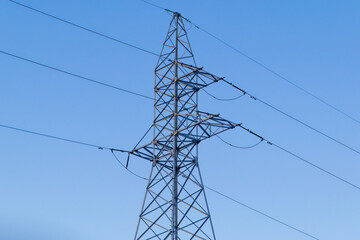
[196,27,360,125]
[3,50,358,189]
[3,49,357,190]
[0,120,350,239]
[0,84,351,239]
[111,150,147,180]
[4,48,359,158]
[6,42,356,158]
[110,149,319,240]
[3,1,354,235]
[0,123,127,152]
[6,0,358,156]
[0,50,153,100]
[221,79,360,157]
[141,0,169,12]
[0,2,344,238]
[202,88,246,101]
[271,142,360,191]
[237,124,360,191]
[140,0,360,126]
[0,120,319,239]
[215,134,263,149]
[7,0,159,57]
[8,0,358,128]
[204,186,320,240]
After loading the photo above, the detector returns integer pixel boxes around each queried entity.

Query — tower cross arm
[128,112,239,162]
[174,61,224,92]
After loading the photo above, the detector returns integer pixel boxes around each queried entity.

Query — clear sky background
[1,0,360,239]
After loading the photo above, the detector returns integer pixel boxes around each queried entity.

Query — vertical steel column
[172,12,180,240]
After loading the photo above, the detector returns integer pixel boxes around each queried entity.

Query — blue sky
[1,0,360,239]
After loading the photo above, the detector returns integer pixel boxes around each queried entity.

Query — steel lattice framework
[130,12,238,240]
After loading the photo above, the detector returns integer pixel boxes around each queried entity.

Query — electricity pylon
[130,12,237,240]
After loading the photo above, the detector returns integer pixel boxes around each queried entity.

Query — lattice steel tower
[130,12,237,239]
